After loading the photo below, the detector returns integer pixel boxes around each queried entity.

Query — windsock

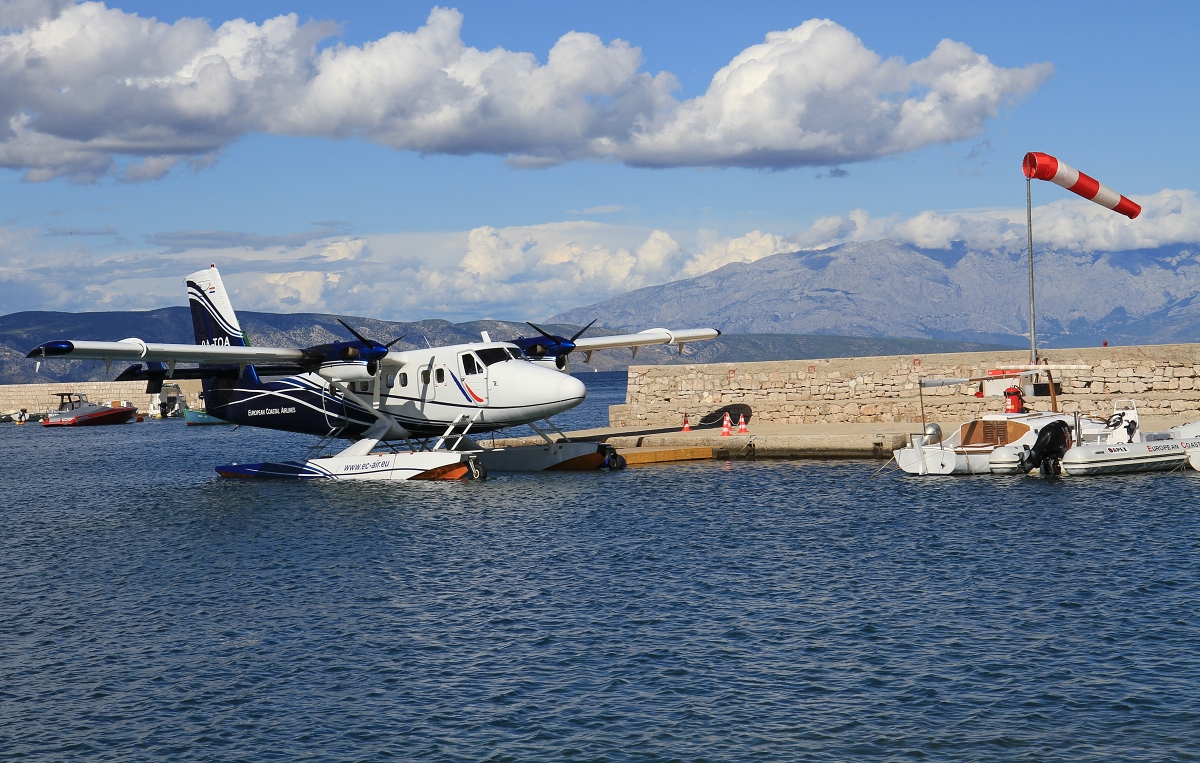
[1022,152,1140,219]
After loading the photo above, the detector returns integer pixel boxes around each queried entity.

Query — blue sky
[1,0,1198,320]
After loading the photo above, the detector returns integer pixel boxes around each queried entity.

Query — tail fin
[186,265,247,347]
[185,265,257,408]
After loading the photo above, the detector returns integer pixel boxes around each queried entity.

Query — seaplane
[26,266,718,481]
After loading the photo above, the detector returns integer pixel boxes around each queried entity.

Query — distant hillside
[0,308,1014,384]
[552,240,1200,347]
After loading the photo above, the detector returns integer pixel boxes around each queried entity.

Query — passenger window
[435,368,445,383]
[462,353,479,375]
[421,369,430,385]
[399,372,408,387]
[386,373,394,388]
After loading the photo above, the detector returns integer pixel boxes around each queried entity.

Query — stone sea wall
[609,344,1200,428]
[0,379,203,414]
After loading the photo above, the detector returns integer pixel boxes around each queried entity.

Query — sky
[1,0,1198,322]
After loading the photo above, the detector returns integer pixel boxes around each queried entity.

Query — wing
[26,339,310,365]
[572,328,720,352]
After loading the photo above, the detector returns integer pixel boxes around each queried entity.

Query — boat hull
[895,445,991,475]
[42,406,136,427]
[216,450,481,481]
[1061,439,1199,475]
[183,408,230,426]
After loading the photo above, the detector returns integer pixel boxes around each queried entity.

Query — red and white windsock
[1022,152,1141,219]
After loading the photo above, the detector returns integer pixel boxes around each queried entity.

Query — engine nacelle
[528,355,569,374]
[318,361,375,382]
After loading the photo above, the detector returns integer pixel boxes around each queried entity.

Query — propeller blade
[525,322,559,342]
[570,319,597,343]
[385,334,407,348]
[336,318,378,348]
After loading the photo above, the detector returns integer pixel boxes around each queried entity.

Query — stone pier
[609,344,1200,429]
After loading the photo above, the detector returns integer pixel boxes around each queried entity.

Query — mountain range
[552,240,1200,346]
[0,307,1011,385]
[12,237,1198,385]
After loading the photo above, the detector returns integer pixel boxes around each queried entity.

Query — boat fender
[604,452,627,470]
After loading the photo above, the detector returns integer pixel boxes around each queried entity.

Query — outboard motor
[1018,420,1072,476]
[922,422,942,445]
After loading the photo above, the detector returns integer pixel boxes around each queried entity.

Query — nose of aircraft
[557,372,586,402]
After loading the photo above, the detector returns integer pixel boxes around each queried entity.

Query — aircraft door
[459,352,488,405]
[431,362,450,403]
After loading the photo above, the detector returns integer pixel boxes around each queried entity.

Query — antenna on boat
[917,373,926,431]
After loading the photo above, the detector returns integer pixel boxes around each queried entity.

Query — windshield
[476,348,512,366]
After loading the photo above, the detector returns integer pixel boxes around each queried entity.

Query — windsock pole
[1021,152,1140,364]
[1026,176,1037,364]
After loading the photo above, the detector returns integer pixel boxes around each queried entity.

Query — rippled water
[3,374,1200,760]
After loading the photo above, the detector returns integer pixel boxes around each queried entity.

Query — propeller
[335,319,405,376]
[514,320,596,369]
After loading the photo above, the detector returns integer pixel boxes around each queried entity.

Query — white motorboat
[1056,401,1200,475]
[896,411,1085,475]
[147,383,185,419]
[42,393,136,427]
[899,399,1200,476]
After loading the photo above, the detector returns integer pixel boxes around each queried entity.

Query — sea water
[2,371,1199,761]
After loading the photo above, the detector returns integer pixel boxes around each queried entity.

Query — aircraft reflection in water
[27,266,718,481]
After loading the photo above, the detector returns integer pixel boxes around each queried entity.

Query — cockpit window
[476,348,511,366]
[462,353,480,375]
[507,348,523,359]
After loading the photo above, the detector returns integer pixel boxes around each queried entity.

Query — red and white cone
[736,414,749,433]
[720,411,733,437]
[681,413,692,432]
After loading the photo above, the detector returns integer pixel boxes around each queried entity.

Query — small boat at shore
[898,399,1200,476]
[42,393,136,427]
[183,405,231,426]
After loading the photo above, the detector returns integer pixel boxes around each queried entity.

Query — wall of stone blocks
[0,379,203,415]
[608,344,1200,428]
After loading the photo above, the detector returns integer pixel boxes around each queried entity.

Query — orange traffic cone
[681,413,692,432]
[736,413,749,433]
[720,411,733,437]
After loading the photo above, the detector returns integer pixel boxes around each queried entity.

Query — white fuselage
[293,341,587,438]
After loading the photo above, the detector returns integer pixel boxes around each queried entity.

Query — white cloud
[684,229,791,275]
[319,237,368,261]
[786,189,1200,253]
[0,4,1050,181]
[620,22,1052,168]
[9,188,1200,322]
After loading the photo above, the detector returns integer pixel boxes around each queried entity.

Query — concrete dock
[490,422,924,461]
[491,415,1199,463]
